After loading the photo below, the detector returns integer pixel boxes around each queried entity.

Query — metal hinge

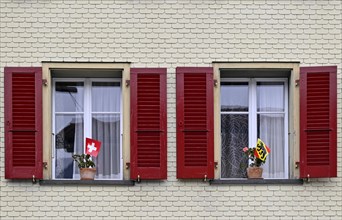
[125,80,130,87]
[42,79,48,86]
[125,162,130,169]
[214,79,218,87]
[295,79,300,87]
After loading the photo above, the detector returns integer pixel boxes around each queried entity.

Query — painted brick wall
[0,0,341,219]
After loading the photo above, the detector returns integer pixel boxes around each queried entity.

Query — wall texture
[0,0,341,219]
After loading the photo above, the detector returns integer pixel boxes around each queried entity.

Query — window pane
[257,82,284,112]
[92,82,120,112]
[55,82,84,112]
[55,115,84,179]
[221,114,249,178]
[257,113,286,179]
[221,82,248,112]
[92,114,121,179]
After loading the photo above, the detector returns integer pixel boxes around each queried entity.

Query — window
[52,78,122,180]
[220,78,288,179]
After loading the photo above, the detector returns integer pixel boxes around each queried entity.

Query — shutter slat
[300,66,337,178]
[5,67,43,179]
[130,68,167,180]
[176,67,214,179]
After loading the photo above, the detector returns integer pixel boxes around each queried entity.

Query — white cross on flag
[85,138,101,157]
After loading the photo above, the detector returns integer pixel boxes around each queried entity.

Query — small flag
[254,138,271,161]
[85,138,101,157]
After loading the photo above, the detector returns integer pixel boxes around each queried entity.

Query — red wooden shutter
[176,67,214,179]
[300,66,337,178]
[130,68,167,180]
[5,67,43,179]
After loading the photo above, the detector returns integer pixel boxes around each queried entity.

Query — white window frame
[220,77,289,179]
[52,78,123,180]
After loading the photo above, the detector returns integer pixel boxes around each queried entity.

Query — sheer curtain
[257,81,286,179]
[259,114,285,178]
[91,82,121,179]
[72,116,84,179]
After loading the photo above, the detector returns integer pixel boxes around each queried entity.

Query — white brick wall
[0,0,341,219]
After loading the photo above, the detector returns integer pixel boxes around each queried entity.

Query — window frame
[52,77,123,180]
[42,62,131,180]
[219,77,289,179]
[213,62,300,180]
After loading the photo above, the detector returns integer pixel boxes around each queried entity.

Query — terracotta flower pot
[247,167,263,179]
[80,168,96,180]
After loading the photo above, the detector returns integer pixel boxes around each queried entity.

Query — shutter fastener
[125,80,130,87]
[137,175,141,183]
[32,175,36,183]
[204,175,207,182]
[306,174,310,183]
[43,162,48,169]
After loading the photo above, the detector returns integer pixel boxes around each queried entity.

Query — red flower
[243,147,248,152]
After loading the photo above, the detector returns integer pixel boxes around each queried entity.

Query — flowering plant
[243,147,264,167]
[243,139,271,167]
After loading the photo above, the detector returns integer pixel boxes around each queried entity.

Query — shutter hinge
[295,161,300,169]
[295,79,300,87]
[125,80,130,87]
[214,161,218,169]
[125,162,130,169]
[42,79,48,86]
[43,162,48,169]
[214,79,218,87]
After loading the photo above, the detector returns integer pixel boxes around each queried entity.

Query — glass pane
[221,82,249,112]
[257,113,286,179]
[92,114,121,179]
[221,114,249,178]
[55,115,84,179]
[55,82,84,112]
[92,82,120,112]
[257,82,284,112]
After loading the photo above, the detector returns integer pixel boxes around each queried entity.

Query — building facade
[0,0,341,219]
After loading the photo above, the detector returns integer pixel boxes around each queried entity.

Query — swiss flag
[85,138,101,157]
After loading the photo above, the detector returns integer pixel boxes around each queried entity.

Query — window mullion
[84,79,92,153]
[249,79,257,148]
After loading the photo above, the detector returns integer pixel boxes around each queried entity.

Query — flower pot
[247,167,263,179]
[80,168,96,180]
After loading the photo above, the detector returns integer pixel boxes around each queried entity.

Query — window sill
[210,179,303,185]
[39,179,135,186]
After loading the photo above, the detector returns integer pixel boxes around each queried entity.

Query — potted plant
[243,139,270,179]
[72,153,96,180]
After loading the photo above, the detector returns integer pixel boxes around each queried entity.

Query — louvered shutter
[5,67,43,179]
[130,68,167,180]
[176,67,214,179]
[300,66,337,178]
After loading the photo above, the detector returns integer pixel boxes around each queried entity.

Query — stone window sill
[209,179,304,185]
[39,180,135,186]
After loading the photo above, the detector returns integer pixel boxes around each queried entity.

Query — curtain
[92,115,120,179]
[91,82,121,179]
[257,81,286,179]
[258,114,285,179]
